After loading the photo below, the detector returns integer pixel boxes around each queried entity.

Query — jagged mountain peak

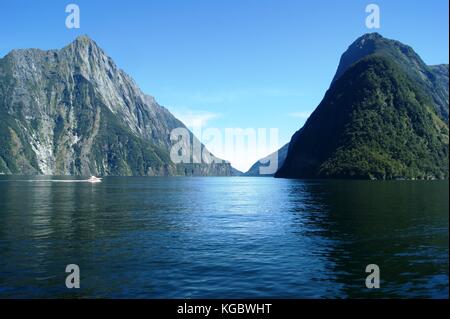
[73,34,96,44]
[3,35,101,63]
[332,32,425,83]
[65,35,104,55]
[0,37,233,176]
[276,54,449,180]
[276,33,449,180]
[2,35,116,85]
[332,33,448,120]
[61,34,110,63]
[64,34,101,51]
[354,32,383,43]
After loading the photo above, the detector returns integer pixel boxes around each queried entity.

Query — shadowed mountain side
[276,33,448,180]
[276,55,449,180]
[332,33,449,121]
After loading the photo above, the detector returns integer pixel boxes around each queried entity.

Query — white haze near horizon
[172,110,310,172]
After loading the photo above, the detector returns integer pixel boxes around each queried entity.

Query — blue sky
[0,0,448,171]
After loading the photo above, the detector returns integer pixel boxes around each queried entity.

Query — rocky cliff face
[0,36,232,176]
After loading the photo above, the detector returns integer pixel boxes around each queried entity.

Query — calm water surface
[0,176,448,298]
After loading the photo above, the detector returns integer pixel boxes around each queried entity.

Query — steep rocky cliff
[0,36,232,176]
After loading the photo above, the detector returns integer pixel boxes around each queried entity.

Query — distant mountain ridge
[244,143,289,176]
[0,36,233,176]
[275,33,449,180]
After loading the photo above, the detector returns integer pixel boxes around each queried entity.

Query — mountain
[0,36,233,176]
[332,33,449,121]
[244,143,289,176]
[276,33,449,180]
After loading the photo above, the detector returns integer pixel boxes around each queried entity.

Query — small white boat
[87,176,102,183]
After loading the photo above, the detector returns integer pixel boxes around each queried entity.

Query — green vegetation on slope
[0,111,40,174]
[0,36,233,176]
[276,55,449,180]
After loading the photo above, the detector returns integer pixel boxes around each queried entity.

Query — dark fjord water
[0,176,448,298]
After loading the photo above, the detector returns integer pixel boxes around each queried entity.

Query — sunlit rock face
[0,36,232,176]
